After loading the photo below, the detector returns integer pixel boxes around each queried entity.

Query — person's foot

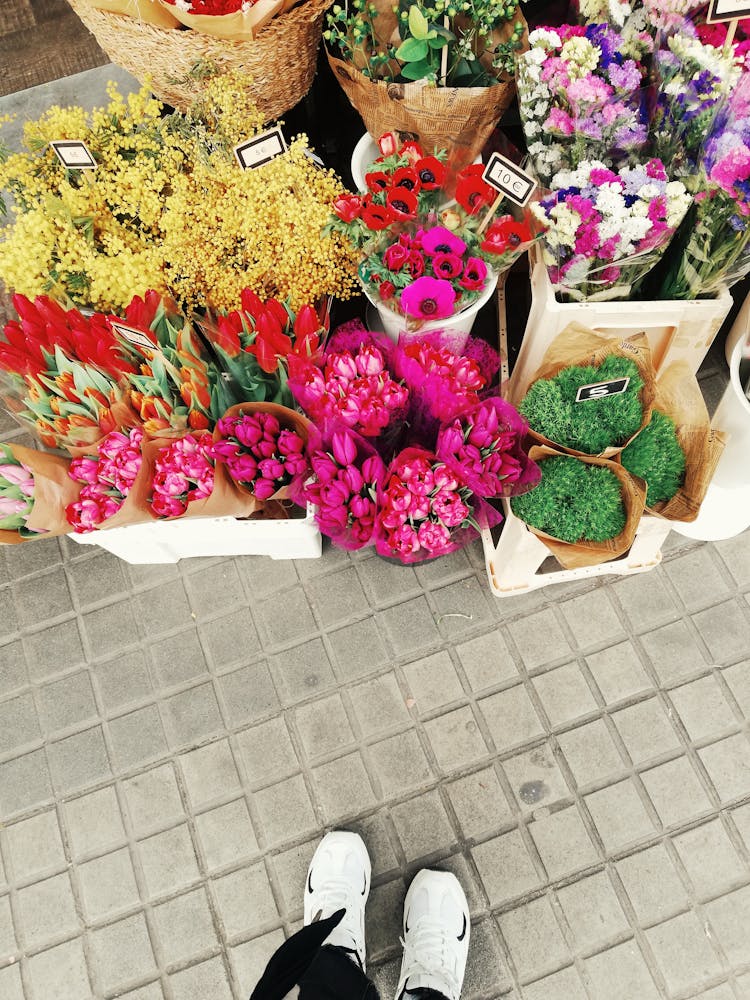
[304,831,372,971]
[396,870,470,1000]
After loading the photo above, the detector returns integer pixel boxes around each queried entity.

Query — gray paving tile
[235,717,299,788]
[390,791,456,862]
[269,839,318,913]
[90,914,158,995]
[348,673,411,738]
[673,819,747,900]
[612,697,682,766]
[0,691,40,755]
[0,588,17,642]
[646,910,724,995]
[503,744,570,815]
[67,550,129,607]
[230,930,285,999]
[584,940,661,1000]
[213,862,278,939]
[294,694,354,759]
[611,572,680,632]
[153,888,218,968]
[136,580,195,638]
[529,806,598,880]
[198,608,263,672]
[355,556,421,606]
[82,602,139,660]
[497,894,571,983]
[403,650,464,714]
[312,751,376,823]
[347,812,399,878]
[23,620,84,682]
[137,824,200,898]
[472,829,541,906]
[559,589,625,649]
[0,894,16,957]
[723,661,750,718]
[253,775,317,848]
[149,628,209,689]
[365,878,405,960]
[64,786,125,859]
[369,730,432,799]
[455,629,517,691]
[522,966,589,1000]
[79,848,140,921]
[586,780,656,852]
[162,682,224,749]
[171,957,233,1000]
[307,566,371,628]
[478,684,544,752]
[122,765,184,837]
[556,871,629,951]
[704,884,750,968]
[558,719,625,790]
[692,600,750,664]
[234,555,298,598]
[183,560,245,619]
[586,640,652,704]
[0,748,53,816]
[641,756,713,827]
[424,705,489,774]
[616,843,690,926]
[218,662,280,727]
[714,532,750,588]
[699,733,750,802]
[640,619,708,685]
[414,547,472,588]
[507,609,571,670]
[179,739,240,808]
[195,798,258,870]
[377,596,442,659]
[254,585,318,649]
[532,662,598,728]
[0,639,28,697]
[431,577,496,638]
[27,937,92,1000]
[36,670,98,735]
[93,650,154,714]
[2,537,62,579]
[665,547,732,611]
[327,616,391,681]
[446,766,514,840]
[16,871,79,947]
[108,705,168,771]
[14,568,73,628]
[271,638,336,703]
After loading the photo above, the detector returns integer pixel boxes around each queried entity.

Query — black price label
[482,153,536,208]
[111,322,156,351]
[707,0,750,22]
[575,377,631,402]
[50,140,96,170]
[234,127,287,169]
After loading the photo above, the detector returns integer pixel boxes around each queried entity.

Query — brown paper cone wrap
[94,0,180,27]
[630,361,727,523]
[519,446,647,570]
[214,402,312,502]
[326,52,517,177]
[521,323,656,459]
[141,434,258,520]
[160,0,284,39]
[0,444,80,545]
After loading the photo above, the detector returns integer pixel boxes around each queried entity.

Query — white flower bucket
[361,270,498,348]
[672,293,750,541]
[350,132,481,198]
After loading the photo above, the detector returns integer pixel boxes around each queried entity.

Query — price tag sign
[110,322,157,351]
[234,127,287,170]
[50,140,96,170]
[707,0,750,22]
[482,153,536,208]
[575,377,631,402]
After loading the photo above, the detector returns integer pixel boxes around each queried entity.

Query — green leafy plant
[511,455,626,543]
[519,355,644,453]
[620,409,686,505]
[324,0,526,86]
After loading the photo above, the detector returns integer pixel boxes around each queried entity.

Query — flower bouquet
[65,427,152,532]
[324,0,527,174]
[517,23,651,187]
[212,402,311,502]
[529,158,692,301]
[510,446,647,569]
[158,0,287,39]
[298,428,387,549]
[516,324,656,457]
[648,76,750,299]
[326,135,534,337]
[89,0,180,27]
[0,443,81,544]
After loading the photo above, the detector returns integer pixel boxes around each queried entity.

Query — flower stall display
[529,159,692,302]
[0,443,80,543]
[212,402,311,501]
[66,427,149,532]
[620,361,726,520]
[326,134,534,336]
[0,76,358,316]
[324,0,527,174]
[516,324,655,456]
[517,23,651,187]
[510,447,647,568]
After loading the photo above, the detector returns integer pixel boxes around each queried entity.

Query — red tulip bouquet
[325,133,534,327]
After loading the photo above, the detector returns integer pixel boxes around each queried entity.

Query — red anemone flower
[392,167,421,194]
[481,216,533,255]
[361,199,394,230]
[455,164,496,215]
[414,156,447,190]
[365,171,391,194]
[333,193,363,222]
[386,186,418,221]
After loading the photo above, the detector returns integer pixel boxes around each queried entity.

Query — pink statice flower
[66,427,143,532]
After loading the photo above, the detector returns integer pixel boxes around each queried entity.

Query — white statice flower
[524,121,542,137]
[598,217,625,243]
[549,204,582,248]
[595,185,628,219]
[631,200,649,218]
[621,216,652,244]
[560,37,600,77]
[528,28,561,48]
[637,183,660,201]
[665,183,691,227]
[668,34,741,94]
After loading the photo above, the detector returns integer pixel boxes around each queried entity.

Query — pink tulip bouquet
[212,405,310,501]
[374,447,500,563]
[66,427,145,533]
[150,433,216,518]
[299,428,386,550]
[0,446,36,535]
[436,398,541,499]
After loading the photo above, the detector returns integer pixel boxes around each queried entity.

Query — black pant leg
[298,945,380,1000]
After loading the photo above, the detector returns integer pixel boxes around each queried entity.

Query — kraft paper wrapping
[64,399,143,458]
[160,0,284,38]
[0,444,80,545]
[141,434,257,520]
[635,361,727,523]
[93,0,181,27]
[520,445,647,570]
[214,402,313,503]
[521,323,656,459]
[326,51,517,176]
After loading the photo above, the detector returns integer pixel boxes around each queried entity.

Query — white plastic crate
[507,256,733,404]
[482,500,671,597]
[69,505,322,563]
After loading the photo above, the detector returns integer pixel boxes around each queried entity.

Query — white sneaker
[396,870,470,1000]
[304,831,372,971]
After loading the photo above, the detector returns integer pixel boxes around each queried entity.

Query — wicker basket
[67,0,331,118]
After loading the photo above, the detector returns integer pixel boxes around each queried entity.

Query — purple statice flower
[608,60,642,91]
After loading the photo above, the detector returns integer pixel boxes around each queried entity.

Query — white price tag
[111,322,156,351]
[707,0,750,22]
[482,153,536,208]
[50,140,96,170]
[575,377,631,402]
[234,127,287,169]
